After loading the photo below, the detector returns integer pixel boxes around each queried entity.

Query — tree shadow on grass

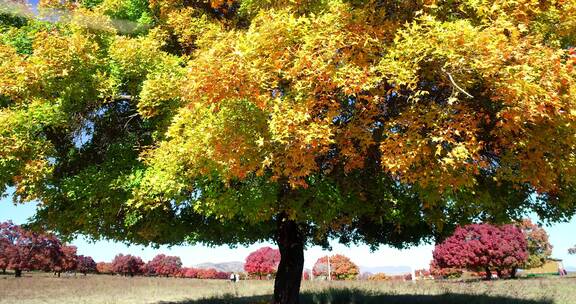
[155,289,554,304]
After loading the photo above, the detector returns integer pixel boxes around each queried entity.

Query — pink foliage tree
[49,245,78,277]
[244,247,280,279]
[433,223,528,279]
[0,221,63,277]
[145,254,182,277]
[77,255,97,275]
[111,254,145,277]
[180,267,199,278]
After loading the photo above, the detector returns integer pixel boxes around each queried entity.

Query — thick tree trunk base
[273,214,305,304]
[15,269,22,278]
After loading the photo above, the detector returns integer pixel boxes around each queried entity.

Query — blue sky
[2,191,576,270]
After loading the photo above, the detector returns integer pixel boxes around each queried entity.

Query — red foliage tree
[244,247,281,279]
[181,267,199,278]
[111,254,145,277]
[77,255,97,275]
[432,224,528,280]
[0,233,8,274]
[0,221,62,277]
[96,262,113,274]
[49,245,78,277]
[312,254,359,280]
[214,270,231,279]
[145,254,183,277]
[197,268,217,279]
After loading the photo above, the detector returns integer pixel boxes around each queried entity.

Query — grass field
[1,272,575,304]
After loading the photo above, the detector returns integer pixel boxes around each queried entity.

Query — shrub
[312,254,359,280]
[367,273,387,281]
[433,223,528,279]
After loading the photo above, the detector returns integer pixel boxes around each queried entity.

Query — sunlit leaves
[1,0,576,251]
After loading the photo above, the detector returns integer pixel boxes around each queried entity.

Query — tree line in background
[0,219,563,280]
[0,221,96,277]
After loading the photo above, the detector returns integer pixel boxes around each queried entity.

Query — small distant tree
[96,262,113,274]
[214,271,231,279]
[429,260,462,279]
[569,246,576,255]
[146,254,182,277]
[181,267,199,278]
[77,255,97,275]
[433,224,528,280]
[367,273,387,281]
[111,254,144,277]
[313,255,359,280]
[415,268,431,279]
[196,268,218,279]
[517,219,552,269]
[244,247,281,279]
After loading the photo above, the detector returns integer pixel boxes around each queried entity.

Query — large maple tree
[1,0,576,302]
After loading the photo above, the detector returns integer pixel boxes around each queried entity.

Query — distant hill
[359,265,412,275]
[194,261,245,273]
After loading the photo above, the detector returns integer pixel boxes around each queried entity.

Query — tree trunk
[15,269,22,278]
[484,267,491,280]
[273,214,305,304]
[495,269,502,279]
[510,267,517,279]
[1,268,5,274]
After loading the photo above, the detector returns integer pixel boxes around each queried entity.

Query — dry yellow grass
[1,272,575,304]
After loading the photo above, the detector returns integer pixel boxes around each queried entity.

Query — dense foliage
[96,262,113,274]
[178,267,227,279]
[77,255,97,275]
[312,254,359,280]
[569,246,576,255]
[517,219,553,269]
[244,246,280,279]
[145,254,182,277]
[432,224,528,279]
[429,260,463,279]
[0,221,96,277]
[2,0,576,302]
[111,254,145,277]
